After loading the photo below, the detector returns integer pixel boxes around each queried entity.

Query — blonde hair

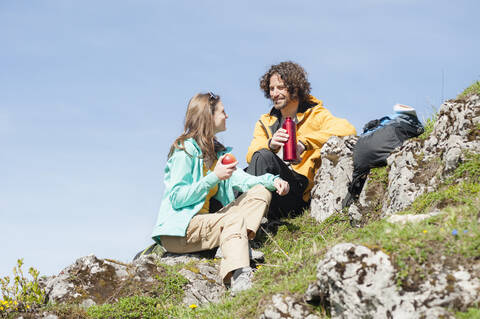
[169,93,223,163]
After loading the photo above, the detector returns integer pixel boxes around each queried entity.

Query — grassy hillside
[49,153,480,318]
[458,80,480,99]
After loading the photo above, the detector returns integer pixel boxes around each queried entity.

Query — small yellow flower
[256,265,262,269]
[189,304,197,309]
[26,305,30,309]
[440,228,445,231]
[286,252,288,255]
[214,258,217,261]
[0,306,3,311]
[423,230,428,234]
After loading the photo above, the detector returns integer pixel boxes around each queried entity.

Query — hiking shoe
[214,246,264,263]
[249,246,265,263]
[133,243,166,261]
[214,246,223,259]
[231,267,253,295]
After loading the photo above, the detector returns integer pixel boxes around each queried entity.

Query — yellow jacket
[246,95,356,201]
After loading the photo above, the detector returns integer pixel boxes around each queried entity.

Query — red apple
[221,153,237,165]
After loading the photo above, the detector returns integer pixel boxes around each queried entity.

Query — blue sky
[1,0,479,278]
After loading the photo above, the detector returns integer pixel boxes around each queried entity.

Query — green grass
[456,307,480,319]
[418,113,438,140]
[368,166,388,188]
[458,80,480,99]
[86,264,190,319]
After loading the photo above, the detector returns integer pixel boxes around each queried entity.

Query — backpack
[342,105,424,208]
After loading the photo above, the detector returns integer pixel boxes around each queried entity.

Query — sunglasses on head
[208,91,219,101]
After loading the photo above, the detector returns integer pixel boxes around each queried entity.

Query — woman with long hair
[151,92,289,294]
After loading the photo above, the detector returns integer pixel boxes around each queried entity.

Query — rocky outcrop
[305,243,479,319]
[260,294,320,319]
[385,95,480,215]
[306,96,480,318]
[310,135,357,222]
[43,252,225,308]
[313,95,480,225]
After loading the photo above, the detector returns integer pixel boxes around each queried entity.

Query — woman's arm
[166,150,220,210]
[229,168,278,193]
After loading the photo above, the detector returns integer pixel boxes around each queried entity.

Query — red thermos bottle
[282,117,298,162]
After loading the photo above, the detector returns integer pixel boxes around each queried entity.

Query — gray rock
[44,252,225,307]
[260,294,320,319]
[386,211,443,225]
[307,243,480,319]
[310,135,357,222]
[79,298,96,309]
[383,96,480,216]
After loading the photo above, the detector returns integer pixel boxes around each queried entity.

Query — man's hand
[269,128,289,151]
[291,142,305,164]
[214,155,237,180]
[273,178,290,196]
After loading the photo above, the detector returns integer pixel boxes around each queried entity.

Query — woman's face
[212,101,228,133]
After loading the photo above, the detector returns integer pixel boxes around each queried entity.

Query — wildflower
[213,258,217,262]
[463,230,468,234]
[189,304,197,309]
[26,305,30,309]
[423,230,427,234]
[256,265,262,269]
[0,306,3,311]
[452,229,458,236]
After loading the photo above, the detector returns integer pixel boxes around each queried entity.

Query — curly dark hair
[259,61,311,103]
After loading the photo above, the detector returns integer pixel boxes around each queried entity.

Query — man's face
[269,73,290,110]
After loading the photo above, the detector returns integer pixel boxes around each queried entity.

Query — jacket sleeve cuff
[204,171,220,188]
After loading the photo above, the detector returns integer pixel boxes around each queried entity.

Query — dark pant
[245,148,309,218]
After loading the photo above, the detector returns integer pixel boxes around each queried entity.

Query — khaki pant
[160,185,272,282]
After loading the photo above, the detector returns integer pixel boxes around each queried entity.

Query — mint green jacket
[152,138,278,242]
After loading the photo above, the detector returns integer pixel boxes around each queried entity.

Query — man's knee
[251,148,277,164]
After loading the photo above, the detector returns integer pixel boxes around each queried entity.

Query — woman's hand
[214,155,237,180]
[273,178,290,196]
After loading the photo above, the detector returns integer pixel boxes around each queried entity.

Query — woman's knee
[247,184,272,203]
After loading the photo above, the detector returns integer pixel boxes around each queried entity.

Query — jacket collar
[185,138,232,157]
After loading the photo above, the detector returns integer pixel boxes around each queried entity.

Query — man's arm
[246,120,271,163]
[297,106,356,151]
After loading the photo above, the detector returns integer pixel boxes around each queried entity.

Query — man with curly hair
[246,61,356,218]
